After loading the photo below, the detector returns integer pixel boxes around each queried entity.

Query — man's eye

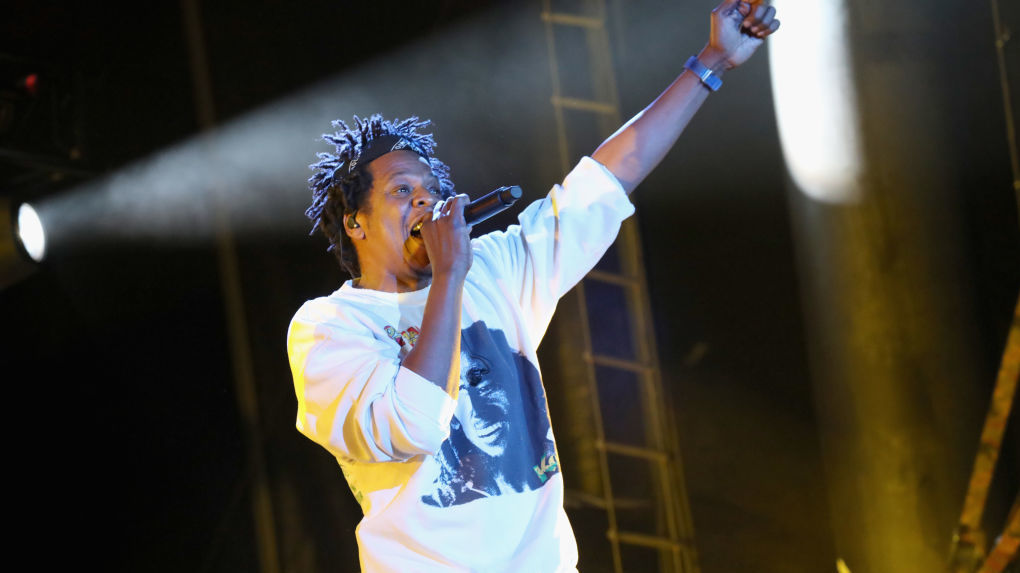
[429,187,440,195]
[395,186,410,194]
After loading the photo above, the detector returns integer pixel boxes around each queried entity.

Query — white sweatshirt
[288,157,634,572]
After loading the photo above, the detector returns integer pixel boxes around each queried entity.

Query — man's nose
[412,187,437,207]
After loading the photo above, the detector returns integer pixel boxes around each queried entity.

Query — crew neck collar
[335,280,431,304]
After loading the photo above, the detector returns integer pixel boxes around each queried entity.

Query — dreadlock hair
[305,115,455,277]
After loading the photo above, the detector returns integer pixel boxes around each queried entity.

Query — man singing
[287,2,779,571]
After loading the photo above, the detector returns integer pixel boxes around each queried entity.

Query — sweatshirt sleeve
[470,156,635,344]
[287,300,457,463]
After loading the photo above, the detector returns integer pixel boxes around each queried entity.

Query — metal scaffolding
[541,1,699,571]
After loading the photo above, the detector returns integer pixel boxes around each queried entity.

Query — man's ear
[343,212,364,240]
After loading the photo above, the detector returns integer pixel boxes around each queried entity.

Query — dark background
[2,1,1017,572]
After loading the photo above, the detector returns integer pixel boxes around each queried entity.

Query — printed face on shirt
[422,321,560,508]
[458,350,511,457]
[347,150,443,290]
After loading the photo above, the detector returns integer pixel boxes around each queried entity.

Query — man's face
[348,150,443,290]
[457,350,511,457]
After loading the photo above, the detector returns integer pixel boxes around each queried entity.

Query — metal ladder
[541,1,699,571]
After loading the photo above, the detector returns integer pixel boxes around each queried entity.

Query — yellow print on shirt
[533,452,559,483]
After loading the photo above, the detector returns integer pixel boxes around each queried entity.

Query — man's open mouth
[408,214,428,238]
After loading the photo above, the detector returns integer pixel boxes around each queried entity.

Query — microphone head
[464,185,523,226]
[500,185,523,204]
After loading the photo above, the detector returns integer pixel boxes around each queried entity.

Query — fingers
[446,194,469,224]
[742,3,779,39]
[431,194,471,226]
[452,194,473,232]
[714,0,749,23]
[420,194,473,277]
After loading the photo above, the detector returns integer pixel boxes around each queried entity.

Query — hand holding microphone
[411,185,523,236]
[411,185,522,280]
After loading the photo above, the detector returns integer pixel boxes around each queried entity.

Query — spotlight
[1,197,47,289]
[769,0,863,204]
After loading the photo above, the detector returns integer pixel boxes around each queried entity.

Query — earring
[345,212,360,229]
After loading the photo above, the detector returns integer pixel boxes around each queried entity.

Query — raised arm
[591,0,780,194]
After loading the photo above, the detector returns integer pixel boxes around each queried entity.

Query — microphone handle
[463,185,523,226]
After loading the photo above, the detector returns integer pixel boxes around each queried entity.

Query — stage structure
[180,1,280,571]
[949,3,1020,571]
[0,54,84,288]
[542,1,699,572]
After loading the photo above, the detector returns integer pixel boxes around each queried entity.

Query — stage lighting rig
[0,196,46,289]
[0,55,88,190]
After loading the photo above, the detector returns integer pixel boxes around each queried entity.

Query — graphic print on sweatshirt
[421,320,560,507]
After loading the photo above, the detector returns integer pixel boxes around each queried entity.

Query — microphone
[463,185,523,226]
[411,185,523,235]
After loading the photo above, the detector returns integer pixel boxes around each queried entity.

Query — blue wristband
[684,55,722,92]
